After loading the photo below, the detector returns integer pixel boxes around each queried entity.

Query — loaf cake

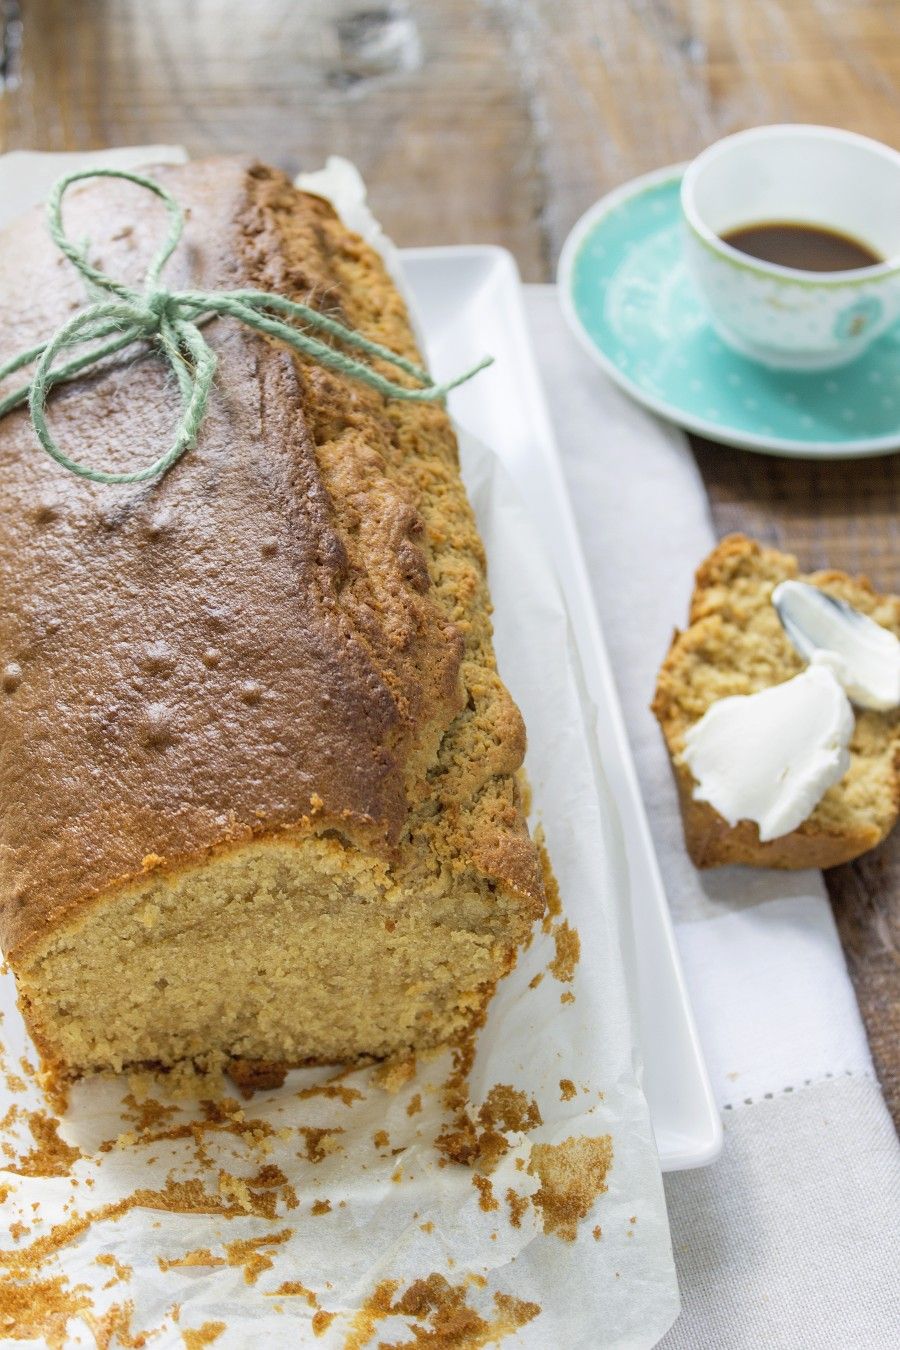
[0,158,545,1082]
[653,534,900,869]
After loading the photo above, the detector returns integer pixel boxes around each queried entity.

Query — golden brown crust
[0,158,542,960]
[652,534,900,869]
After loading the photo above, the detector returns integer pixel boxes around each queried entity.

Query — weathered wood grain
[517,0,900,272]
[0,0,547,273]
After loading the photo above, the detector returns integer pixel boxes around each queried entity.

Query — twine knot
[0,167,492,485]
[144,290,177,324]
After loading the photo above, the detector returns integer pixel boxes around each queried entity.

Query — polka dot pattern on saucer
[559,168,900,458]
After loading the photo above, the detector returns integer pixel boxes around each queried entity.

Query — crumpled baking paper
[0,148,679,1349]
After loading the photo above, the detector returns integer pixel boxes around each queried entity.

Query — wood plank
[0,0,547,275]
[513,0,900,272]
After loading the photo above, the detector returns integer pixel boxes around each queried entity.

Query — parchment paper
[0,149,679,1349]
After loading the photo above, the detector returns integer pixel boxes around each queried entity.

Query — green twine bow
[0,167,492,485]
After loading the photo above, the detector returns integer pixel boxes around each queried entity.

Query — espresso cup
[681,125,900,371]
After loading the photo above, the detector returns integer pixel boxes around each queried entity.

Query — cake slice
[0,158,544,1082]
[652,534,900,869]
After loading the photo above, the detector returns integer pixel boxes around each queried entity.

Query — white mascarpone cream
[772,579,900,711]
[682,654,855,842]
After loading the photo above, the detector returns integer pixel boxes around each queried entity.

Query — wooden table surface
[1,0,898,1122]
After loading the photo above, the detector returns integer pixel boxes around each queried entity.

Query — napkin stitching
[721,1066,875,1112]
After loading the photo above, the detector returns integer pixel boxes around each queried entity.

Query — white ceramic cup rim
[681,124,900,283]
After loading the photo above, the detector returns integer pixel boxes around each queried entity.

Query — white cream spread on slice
[772,579,900,712]
[682,654,855,842]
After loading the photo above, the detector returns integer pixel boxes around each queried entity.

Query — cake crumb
[312,1309,337,1336]
[296,1080,364,1108]
[86,1298,146,1347]
[8,1112,81,1178]
[559,1079,576,1101]
[479,1085,542,1134]
[95,1253,133,1285]
[224,1230,291,1285]
[373,1055,416,1093]
[406,1093,423,1117]
[159,1249,224,1272]
[343,1273,539,1350]
[182,1322,226,1349]
[505,1188,530,1229]
[549,922,580,983]
[216,1171,258,1215]
[311,1199,331,1216]
[536,835,562,932]
[270,1281,317,1307]
[472,1174,499,1212]
[528,1135,613,1241]
[0,1274,91,1348]
[227,1059,288,1096]
[297,1127,343,1164]
[373,1130,389,1149]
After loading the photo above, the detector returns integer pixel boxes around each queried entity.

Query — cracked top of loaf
[0,158,542,959]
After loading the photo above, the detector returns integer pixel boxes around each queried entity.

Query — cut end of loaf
[16,832,540,1082]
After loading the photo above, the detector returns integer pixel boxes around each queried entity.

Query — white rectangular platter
[402,245,722,1171]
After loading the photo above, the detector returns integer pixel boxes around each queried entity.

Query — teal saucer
[558,165,900,458]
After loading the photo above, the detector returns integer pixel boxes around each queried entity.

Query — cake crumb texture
[527,1134,614,1242]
